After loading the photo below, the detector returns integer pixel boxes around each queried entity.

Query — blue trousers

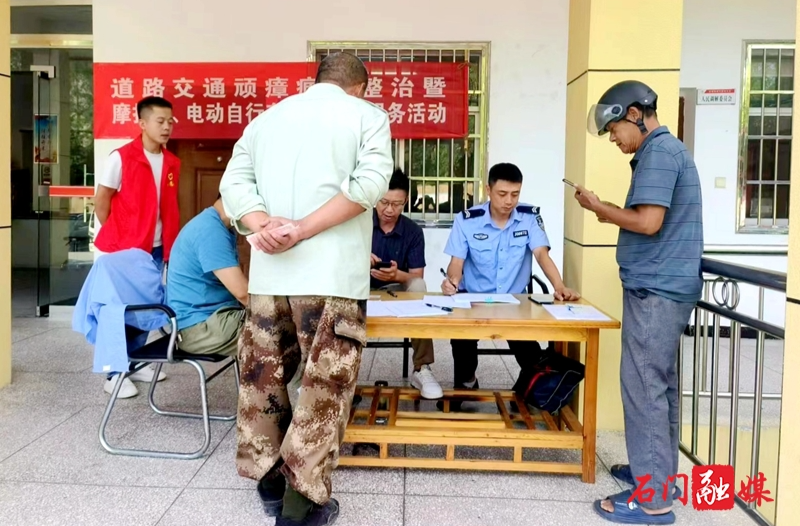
[621,288,694,509]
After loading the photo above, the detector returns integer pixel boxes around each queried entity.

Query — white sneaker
[128,364,167,383]
[411,365,444,399]
[104,374,139,398]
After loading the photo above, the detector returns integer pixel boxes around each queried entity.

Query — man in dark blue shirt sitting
[370,168,442,399]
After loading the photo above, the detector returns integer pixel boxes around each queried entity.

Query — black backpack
[512,350,585,414]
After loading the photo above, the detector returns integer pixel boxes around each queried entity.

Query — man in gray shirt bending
[575,80,703,525]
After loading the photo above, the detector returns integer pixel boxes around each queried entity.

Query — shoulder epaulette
[462,208,486,219]
[516,205,540,214]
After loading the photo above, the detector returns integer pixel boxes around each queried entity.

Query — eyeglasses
[379,199,406,209]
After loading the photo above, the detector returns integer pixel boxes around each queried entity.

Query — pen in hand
[440,268,459,291]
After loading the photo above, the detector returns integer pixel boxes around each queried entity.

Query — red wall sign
[94,62,469,140]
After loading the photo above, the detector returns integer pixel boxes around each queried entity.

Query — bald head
[315,52,369,93]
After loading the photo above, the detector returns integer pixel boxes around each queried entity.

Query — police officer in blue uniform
[440,163,580,410]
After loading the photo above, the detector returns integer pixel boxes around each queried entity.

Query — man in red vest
[93,96,181,398]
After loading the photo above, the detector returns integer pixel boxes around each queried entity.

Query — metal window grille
[309,42,490,225]
[738,42,794,232]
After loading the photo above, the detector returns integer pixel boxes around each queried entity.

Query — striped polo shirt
[616,126,704,303]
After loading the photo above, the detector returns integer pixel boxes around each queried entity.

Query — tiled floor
[0,318,762,526]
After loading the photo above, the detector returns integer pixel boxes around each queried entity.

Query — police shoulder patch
[473,233,489,240]
[462,208,486,219]
[516,205,540,215]
[536,214,545,232]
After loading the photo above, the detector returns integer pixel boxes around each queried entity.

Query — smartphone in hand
[373,261,392,269]
[271,223,297,236]
[246,234,260,248]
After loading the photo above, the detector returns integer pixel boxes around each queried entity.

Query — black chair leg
[402,338,410,378]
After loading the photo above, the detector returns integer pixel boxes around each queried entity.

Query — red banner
[94,62,469,140]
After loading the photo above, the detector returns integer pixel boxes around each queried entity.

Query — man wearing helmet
[574,80,703,525]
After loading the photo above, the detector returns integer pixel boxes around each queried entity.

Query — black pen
[386,290,398,298]
[425,303,453,312]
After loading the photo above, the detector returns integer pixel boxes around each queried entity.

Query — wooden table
[340,292,620,483]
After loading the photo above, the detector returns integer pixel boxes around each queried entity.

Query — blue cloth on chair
[73,248,168,374]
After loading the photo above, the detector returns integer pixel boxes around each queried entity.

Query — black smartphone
[529,294,555,305]
[373,261,392,269]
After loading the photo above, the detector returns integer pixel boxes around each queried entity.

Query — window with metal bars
[738,43,794,232]
[309,43,489,225]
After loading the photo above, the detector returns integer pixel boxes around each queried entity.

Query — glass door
[32,67,54,316]
[11,48,95,317]
[11,2,95,317]
[10,67,53,316]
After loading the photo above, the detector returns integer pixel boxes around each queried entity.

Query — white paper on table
[383,300,451,317]
[453,293,521,305]
[543,304,611,321]
[423,295,472,309]
[367,300,395,317]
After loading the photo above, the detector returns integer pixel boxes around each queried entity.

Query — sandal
[593,490,676,524]
[610,464,683,499]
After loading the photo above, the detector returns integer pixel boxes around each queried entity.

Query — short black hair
[137,96,173,118]
[315,52,368,88]
[388,168,410,194]
[216,192,222,200]
[488,163,523,187]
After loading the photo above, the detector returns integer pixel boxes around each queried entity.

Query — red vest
[94,137,181,261]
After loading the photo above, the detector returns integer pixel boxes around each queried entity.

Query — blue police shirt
[616,126,704,303]
[166,207,241,329]
[444,201,550,294]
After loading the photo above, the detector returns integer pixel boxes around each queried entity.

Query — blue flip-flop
[610,464,683,500]
[594,490,676,524]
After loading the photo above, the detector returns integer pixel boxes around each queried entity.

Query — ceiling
[11,5,92,35]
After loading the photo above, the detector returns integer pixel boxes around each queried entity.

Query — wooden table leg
[582,329,600,483]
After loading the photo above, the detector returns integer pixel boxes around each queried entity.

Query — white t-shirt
[98,149,164,247]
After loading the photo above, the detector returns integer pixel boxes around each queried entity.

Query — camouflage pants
[236,294,366,505]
